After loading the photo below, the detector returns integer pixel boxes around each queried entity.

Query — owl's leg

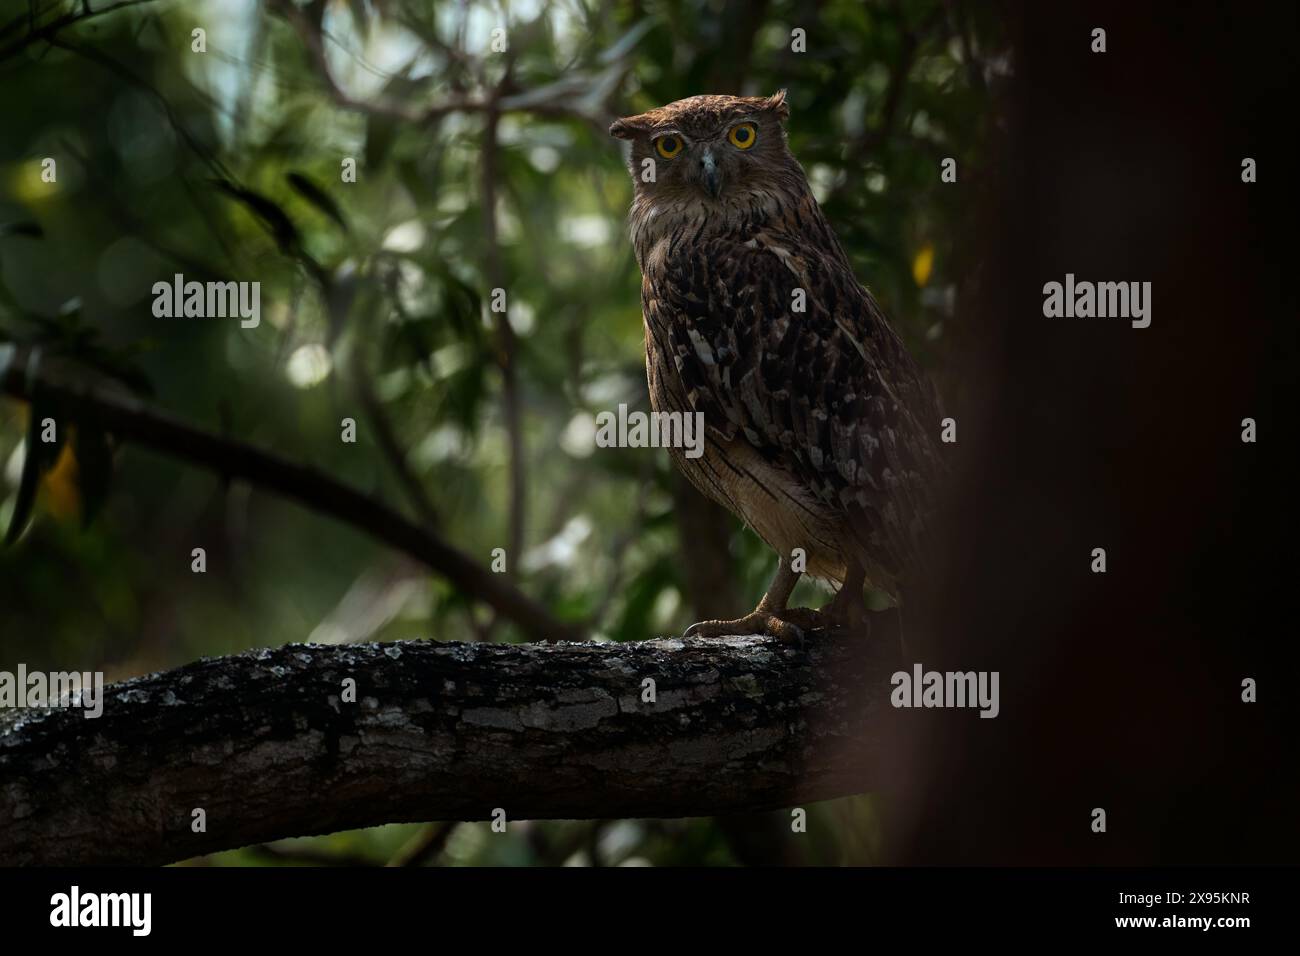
[816,562,870,635]
[683,556,811,642]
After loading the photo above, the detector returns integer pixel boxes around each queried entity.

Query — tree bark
[0,630,896,866]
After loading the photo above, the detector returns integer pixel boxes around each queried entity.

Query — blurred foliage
[0,0,1007,865]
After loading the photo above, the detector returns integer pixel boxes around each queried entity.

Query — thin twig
[480,87,527,573]
[270,0,604,128]
[0,0,155,61]
[347,347,442,531]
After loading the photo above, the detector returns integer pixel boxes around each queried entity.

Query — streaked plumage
[611,92,941,638]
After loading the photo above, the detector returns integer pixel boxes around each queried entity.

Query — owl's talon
[682,610,807,643]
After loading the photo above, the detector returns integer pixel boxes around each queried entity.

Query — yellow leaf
[912,243,935,288]
[41,428,80,521]
[8,160,62,203]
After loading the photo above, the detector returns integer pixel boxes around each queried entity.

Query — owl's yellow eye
[655,135,683,159]
[728,122,757,149]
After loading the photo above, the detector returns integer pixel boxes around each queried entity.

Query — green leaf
[210,179,301,254]
[443,360,486,433]
[364,113,399,170]
[287,171,349,232]
[384,316,440,368]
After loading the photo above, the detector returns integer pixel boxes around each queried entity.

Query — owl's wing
[647,233,941,579]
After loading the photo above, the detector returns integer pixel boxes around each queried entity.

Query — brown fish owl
[610,91,942,640]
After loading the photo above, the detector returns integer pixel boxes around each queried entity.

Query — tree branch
[0,0,156,63]
[0,629,895,865]
[267,0,616,129]
[0,345,581,643]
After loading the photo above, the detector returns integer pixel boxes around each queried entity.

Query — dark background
[890,0,1298,864]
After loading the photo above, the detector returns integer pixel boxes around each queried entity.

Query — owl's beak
[700,150,722,198]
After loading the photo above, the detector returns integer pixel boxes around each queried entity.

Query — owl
[610,91,942,641]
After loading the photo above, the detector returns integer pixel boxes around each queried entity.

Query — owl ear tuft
[609,116,646,140]
[763,89,790,121]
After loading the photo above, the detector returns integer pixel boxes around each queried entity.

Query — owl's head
[609,91,799,205]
